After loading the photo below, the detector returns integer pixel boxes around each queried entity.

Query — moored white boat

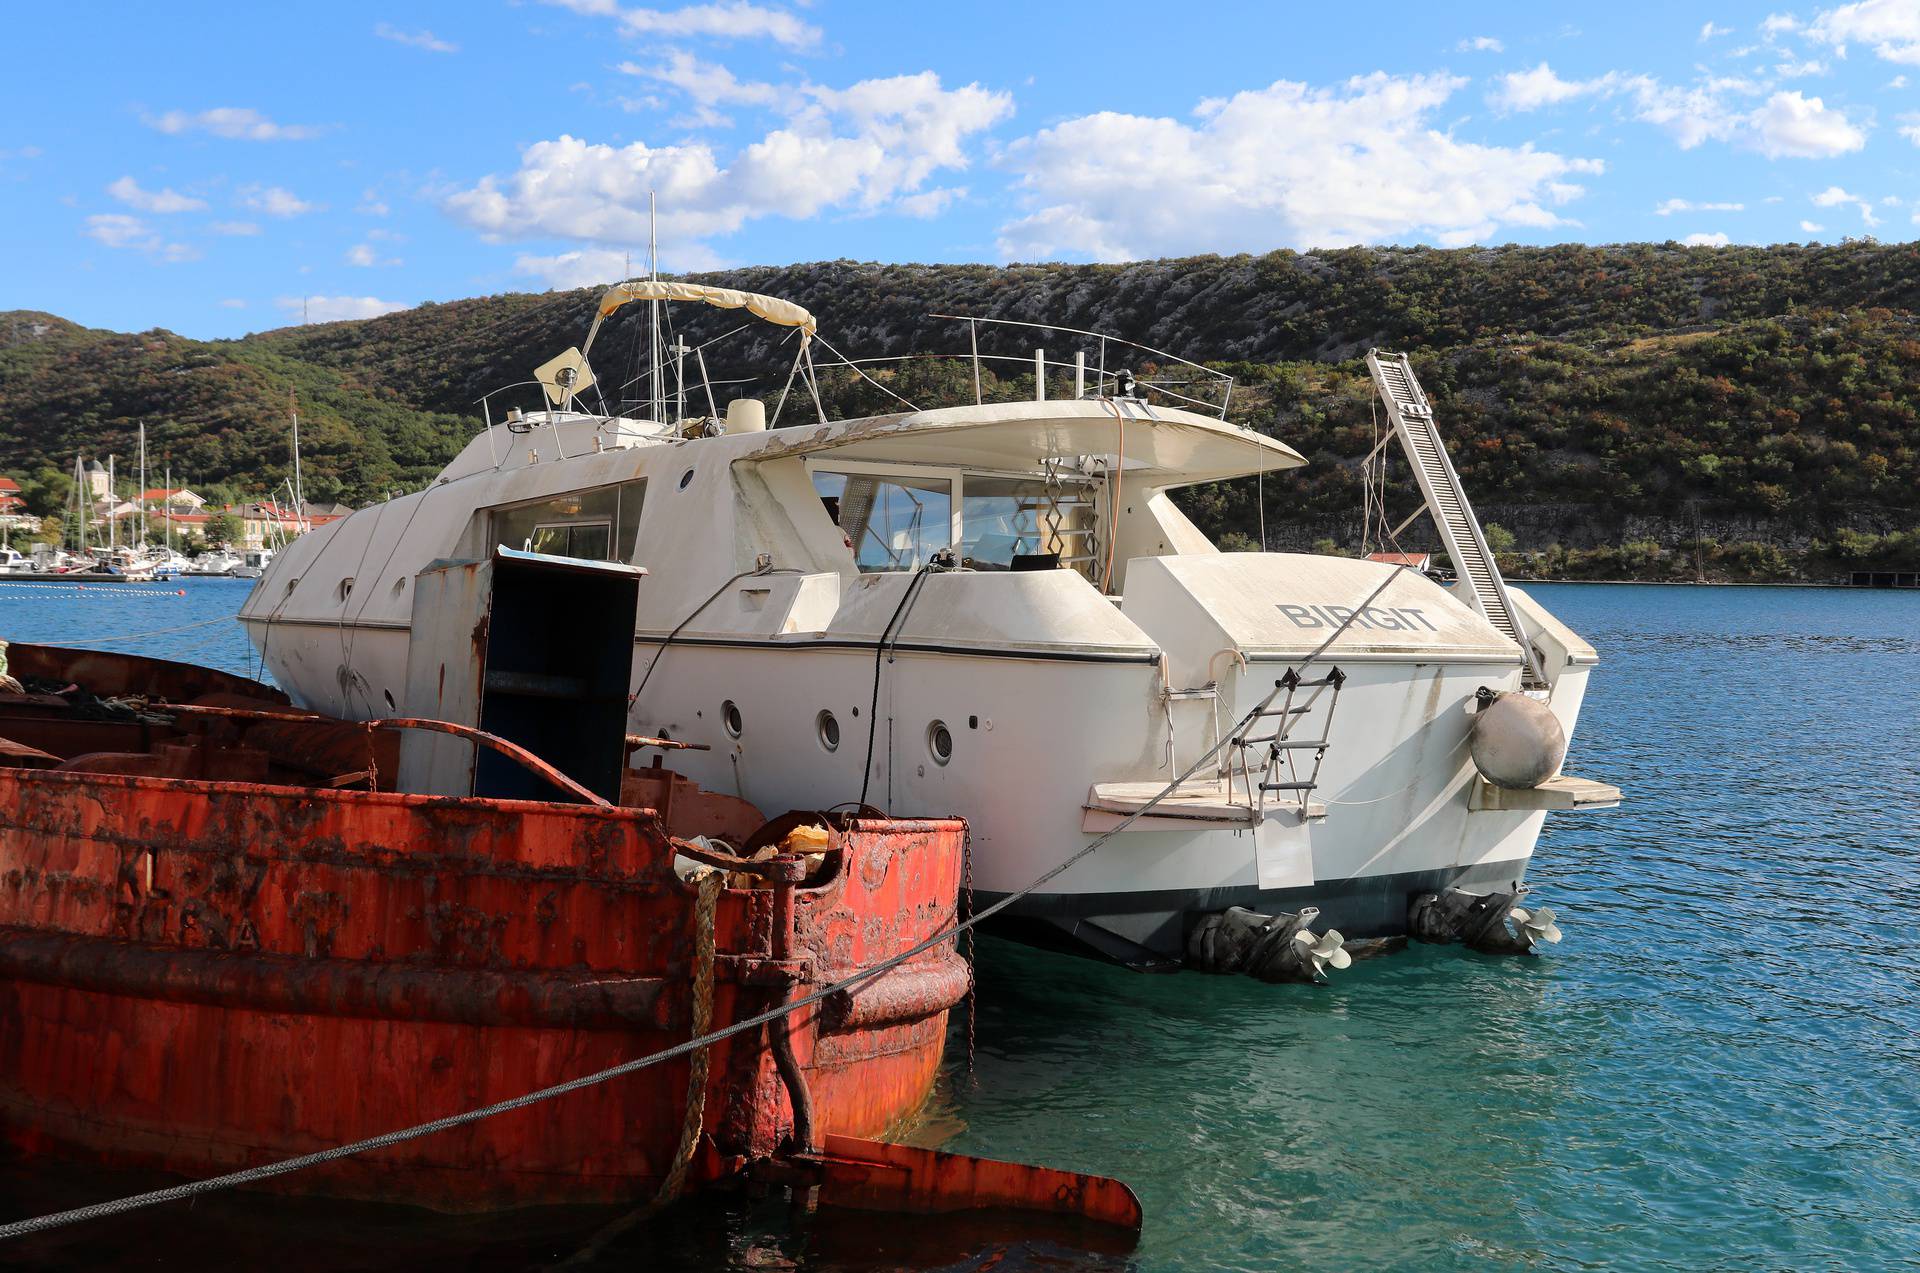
[242,280,1619,970]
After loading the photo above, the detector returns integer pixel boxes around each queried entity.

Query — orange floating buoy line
[0,640,1142,1248]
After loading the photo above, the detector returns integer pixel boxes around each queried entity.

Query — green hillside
[4,242,1919,580]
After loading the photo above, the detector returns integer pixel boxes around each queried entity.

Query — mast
[289,389,307,533]
[108,455,116,552]
[138,422,148,549]
[70,456,84,556]
[164,462,173,555]
[648,190,662,425]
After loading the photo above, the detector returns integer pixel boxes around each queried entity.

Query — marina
[8,5,1920,1266]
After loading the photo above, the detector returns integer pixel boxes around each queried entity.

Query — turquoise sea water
[2,581,1917,1271]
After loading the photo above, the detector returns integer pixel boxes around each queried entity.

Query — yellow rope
[653,868,721,1207]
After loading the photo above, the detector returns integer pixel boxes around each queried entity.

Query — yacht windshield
[812,471,953,573]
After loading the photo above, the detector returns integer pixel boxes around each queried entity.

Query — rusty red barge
[0,634,1138,1234]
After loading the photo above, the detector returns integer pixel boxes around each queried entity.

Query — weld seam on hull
[0,926,674,1031]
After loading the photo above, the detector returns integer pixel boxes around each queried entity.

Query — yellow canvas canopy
[581,280,816,355]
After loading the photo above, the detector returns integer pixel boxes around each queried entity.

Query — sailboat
[240,269,1619,972]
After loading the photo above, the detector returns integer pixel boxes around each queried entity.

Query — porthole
[722,700,743,737]
[927,719,953,765]
[817,710,841,752]
[679,468,696,490]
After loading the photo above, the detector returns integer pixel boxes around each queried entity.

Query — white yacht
[229,548,273,579]
[183,550,241,577]
[242,281,1618,970]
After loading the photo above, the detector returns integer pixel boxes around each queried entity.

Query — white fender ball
[1470,692,1567,790]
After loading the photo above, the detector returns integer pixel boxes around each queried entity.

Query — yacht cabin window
[809,466,1099,579]
[488,479,647,563]
[810,471,953,574]
[959,477,1095,571]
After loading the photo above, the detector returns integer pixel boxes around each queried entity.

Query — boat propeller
[1187,905,1351,983]
[1511,904,1563,947]
[1409,888,1563,955]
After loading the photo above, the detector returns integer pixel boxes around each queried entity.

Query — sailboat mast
[289,389,306,533]
[164,463,173,555]
[108,455,116,552]
[69,456,82,555]
[138,422,148,549]
[648,190,662,425]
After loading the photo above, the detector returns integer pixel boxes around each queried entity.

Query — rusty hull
[0,736,967,1212]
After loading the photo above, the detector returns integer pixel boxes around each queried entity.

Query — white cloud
[1891,73,1911,85]
[276,295,410,323]
[210,220,260,235]
[1763,13,1803,34]
[219,298,247,308]
[513,247,636,289]
[1808,0,1920,64]
[374,22,458,53]
[539,0,820,49]
[1489,63,1613,111]
[1701,21,1734,39]
[357,191,391,216]
[83,213,196,260]
[1655,197,1746,214]
[106,175,206,213]
[1901,110,1920,141]
[1800,218,1826,230]
[1457,36,1504,52]
[1494,67,1867,157]
[446,72,1010,258]
[998,73,1604,261]
[620,49,781,109]
[1811,183,1882,222]
[897,186,963,218]
[1774,57,1831,75]
[1749,89,1866,155]
[144,106,325,141]
[345,242,402,267]
[85,213,157,250]
[1681,231,1732,245]
[240,184,320,216]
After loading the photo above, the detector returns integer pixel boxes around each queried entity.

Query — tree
[1483,523,1518,554]
[203,513,243,547]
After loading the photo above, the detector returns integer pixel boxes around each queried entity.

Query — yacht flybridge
[241,280,1619,973]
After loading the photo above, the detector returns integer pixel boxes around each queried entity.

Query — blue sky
[6,0,1920,339]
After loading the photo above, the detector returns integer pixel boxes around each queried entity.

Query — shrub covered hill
[5,241,1920,581]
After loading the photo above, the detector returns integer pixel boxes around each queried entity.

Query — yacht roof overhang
[742,399,1306,486]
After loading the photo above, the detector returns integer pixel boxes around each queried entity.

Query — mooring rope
[0,566,1413,1244]
[654,869,721,1207]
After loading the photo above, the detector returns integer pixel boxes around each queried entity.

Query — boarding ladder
[1365,350,1547,688]
[1222,667,1346,818]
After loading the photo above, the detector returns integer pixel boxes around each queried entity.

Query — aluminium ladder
[1365,350,1546,688]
